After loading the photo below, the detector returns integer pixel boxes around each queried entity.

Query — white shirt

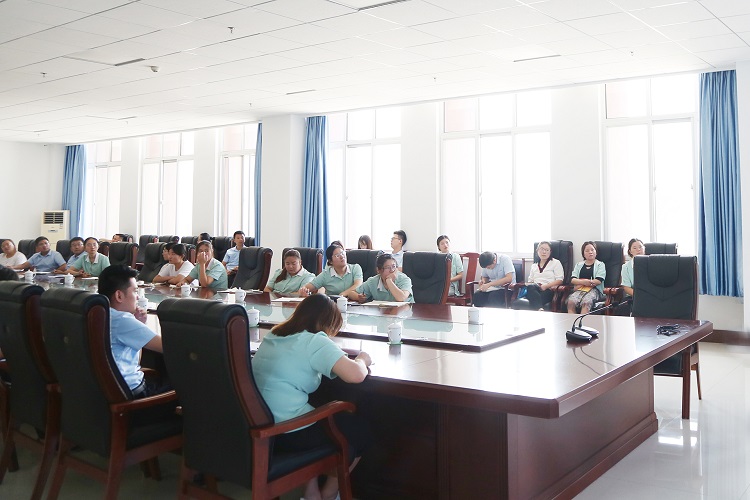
[158,260,195,278]
[0,251,26,268]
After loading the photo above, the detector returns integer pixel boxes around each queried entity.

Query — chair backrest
[181,236,199,246]
[158,235,175,243]
[138,243,167,282]
[459,252,479,295]
[40,287,132,456]
[120,234,134,243]
[18,239,36,259]
[212,236,234,263]
[631,255,698,320]
[345,249,381,281]
[283,247,323,275]
[184,243,197,264]
[644,242,678,255]
[0,282,52,430]
[535,240,574,285]
[137,235,158,264]
[512,258,525,283]
[233,247,273,290]
[244,237,256,247]
[593,241,624,288]
[402,252,451,304]
[108,242,138,268]
[158,298,273,488]
[56,239,71,262]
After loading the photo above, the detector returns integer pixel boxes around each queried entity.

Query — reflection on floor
[1,343,748,499]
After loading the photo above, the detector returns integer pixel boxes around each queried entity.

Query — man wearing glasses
[390,230,407,271]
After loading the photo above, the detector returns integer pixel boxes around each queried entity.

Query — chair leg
[31,427,59,500]
[694,363,702,400]
[0,419,16,483]
[681,349,691,420]
[104,456,126,500]
[46,439,72,500]
[148,457,162,481]
[177,462,192,500]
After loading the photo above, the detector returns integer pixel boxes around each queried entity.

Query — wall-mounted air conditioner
[41,210,69,245]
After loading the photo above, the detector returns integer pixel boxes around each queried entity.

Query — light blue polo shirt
[310,264,363,295]
[481,253,516,286]
[109,308,156,390]
[67,253,84,267]
[187,258,229,290]
[28,251,66,272]
[252,330,346,424]
[222,246,241,270]
[267,268,315,294]
[356,273,414,303]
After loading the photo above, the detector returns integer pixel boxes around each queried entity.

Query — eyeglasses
[391,237,401,241]
[382,264,397,272]
[332,253,346,260]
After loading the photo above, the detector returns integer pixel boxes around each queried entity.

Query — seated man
[352,253,413,303]
[473,251,516,308]
[222,230,245,279]
[179,240,228,290]
[68,237,111,277]
[18,236,66,273]
[98,265,166,397]
[390,230,407,271]
[64,237,85,269]
[153,243,194,285]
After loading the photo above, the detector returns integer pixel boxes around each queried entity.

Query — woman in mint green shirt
[437,235,464,296]
[180,240,228,290]
[69,237,110,277]
[252,294,372,500]
[263,249,315,294]
[301,243,362,297]
[354,253,414,303]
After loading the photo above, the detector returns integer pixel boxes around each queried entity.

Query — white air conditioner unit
[40,210,70,246]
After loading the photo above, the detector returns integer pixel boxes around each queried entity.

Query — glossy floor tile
[577,342,750,500]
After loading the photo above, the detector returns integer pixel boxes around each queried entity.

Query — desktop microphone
[565,298,633,342]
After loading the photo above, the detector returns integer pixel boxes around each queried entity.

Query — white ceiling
[1,0,749,144]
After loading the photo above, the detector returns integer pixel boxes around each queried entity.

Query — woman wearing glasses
[300,243,363,297]
[353,253,414,303]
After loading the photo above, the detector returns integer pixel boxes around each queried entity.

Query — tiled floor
[1,343,748,499]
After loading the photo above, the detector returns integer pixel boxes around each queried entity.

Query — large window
[140,133,194,236]
[82,141,121,238]
[441,92,551,253]
[219,124,258,236]
[604,74,697,255]
[327,108,401,250]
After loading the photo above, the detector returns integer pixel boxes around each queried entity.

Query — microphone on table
[566,298,632,343]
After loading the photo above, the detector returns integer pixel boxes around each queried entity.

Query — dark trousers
[473,289,508,308]
[525,285,554,310]
[273,412,372,463]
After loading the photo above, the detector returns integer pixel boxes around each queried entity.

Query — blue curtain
[62,145,86,237]
[301,116,330,249]
[698,70,742,297]
[254,123,263,245]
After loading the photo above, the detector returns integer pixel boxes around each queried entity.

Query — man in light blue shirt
[222,230,245,276]
[474,251,516,308]
[66,237,85,268]
[98,265,165,397]
[19,236,66,273]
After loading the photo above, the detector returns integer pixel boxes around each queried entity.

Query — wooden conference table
[37,278,714,499]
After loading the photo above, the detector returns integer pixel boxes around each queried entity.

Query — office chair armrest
[252,400,356,439]
[111,389,179,413]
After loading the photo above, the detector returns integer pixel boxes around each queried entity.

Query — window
[219,124,258,236]
[441,91,551,253]
[604,75,697,255]
[327,108,401,250]
[82,141,121,238]
[140,132,194,236]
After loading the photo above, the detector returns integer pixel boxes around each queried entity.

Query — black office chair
[137,235,158,266]
[0,282,58,500]
[345,249,382,281]
[212,236,234,263]
[512,241,574,311]
[593,241,624,313]
[283,247,324,275]
[233,247,273,290]
[120,234,134,243]
[645,242,678,255]
[402,252,451,305]
[137,243,167,283]
[18,240,36,260]
[55,239,71,263]
[244,236,256,247]
[181,236,199,246]
[40,287,182,499]
[157,235,176,243]
[632,255,701,419]
[157,298,355,500]
[107,242,138,268]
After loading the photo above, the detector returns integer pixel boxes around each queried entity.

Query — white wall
[0,141,65,241]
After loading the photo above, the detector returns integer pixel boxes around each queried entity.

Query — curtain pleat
[62,145,86,237]
[301,117,330,249]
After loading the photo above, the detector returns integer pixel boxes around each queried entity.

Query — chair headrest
[635,254,681,287]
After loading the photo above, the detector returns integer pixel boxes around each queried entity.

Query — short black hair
[171,243,186,258]
[479,251,496,268]
[83,237,99,246]
[436,234,449,248]
[33,236,49,248]
[376,253,396,269]
[164,242,175,252]
[325,242,344,265]
[199,232,211,242]
[70,236,84,246]
[233,231,245,238]
[0,266,19,282]
[98,264,137,300]
[394,230,407,246]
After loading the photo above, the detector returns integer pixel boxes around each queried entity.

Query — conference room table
[36,278,714,499]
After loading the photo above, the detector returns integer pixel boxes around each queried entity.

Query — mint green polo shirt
[267,268,315,294]
[355,273,414,303]
[71,253,111,277]
[310,264,363,295]
[187,258,228,290]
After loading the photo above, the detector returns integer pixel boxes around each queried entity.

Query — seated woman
[68,237,111,277]
[621,238,645,298]
[178,240,228,290]
[566,241,606,314]
[160,242,174,264]
[525,241,564,310]
[358,235,373,250]
[264,249,315,294]
[153,243,194,285]
[0,239,26,268]
[436,235,464,297]
[252,294,372,500]
[353,253,414,303]
[301,243,362,297]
